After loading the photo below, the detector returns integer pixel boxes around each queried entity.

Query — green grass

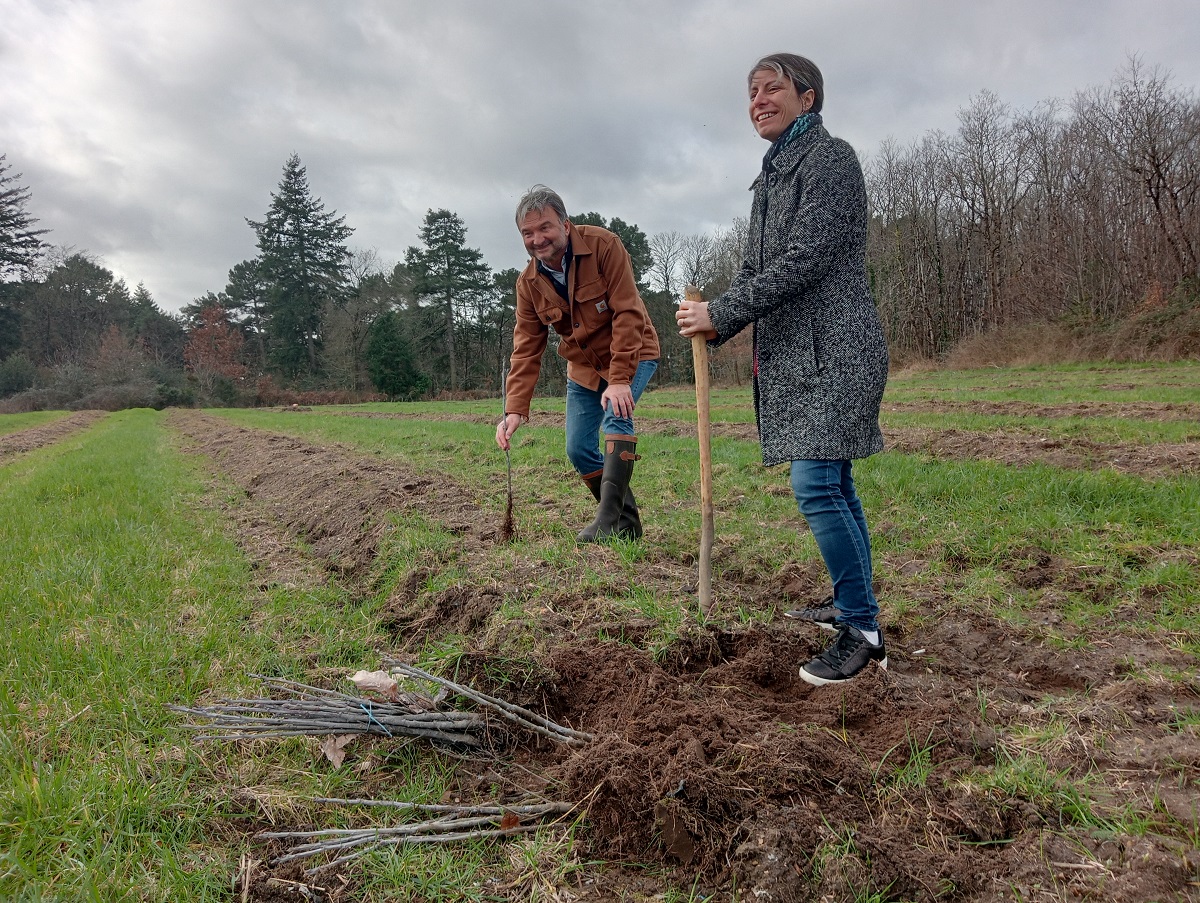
[882,409,1200,443]
[0,410,519,901]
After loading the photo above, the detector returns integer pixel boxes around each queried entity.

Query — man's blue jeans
[565,360,659,474]
[790,459,879,632]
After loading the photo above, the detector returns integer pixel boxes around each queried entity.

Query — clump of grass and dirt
[2,362,1198,902]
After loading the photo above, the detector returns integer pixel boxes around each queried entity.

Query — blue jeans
[565,360,659,474]
[790,459,879,632]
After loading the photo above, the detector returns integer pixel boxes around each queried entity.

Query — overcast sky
[3,0,1199,312]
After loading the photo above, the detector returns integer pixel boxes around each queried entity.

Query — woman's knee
[791,460,836,501]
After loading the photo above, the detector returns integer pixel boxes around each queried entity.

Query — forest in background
[0,58,1197,413]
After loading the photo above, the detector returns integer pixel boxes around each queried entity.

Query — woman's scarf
[763,111,822,171]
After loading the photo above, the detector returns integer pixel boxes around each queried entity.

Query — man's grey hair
[749,53,824,114]
[515,184,568,226]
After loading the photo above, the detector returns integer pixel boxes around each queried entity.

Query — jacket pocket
[574,278,606,302]
[761,318,819,377]
[534,299,567,328]
[574,280,613,328]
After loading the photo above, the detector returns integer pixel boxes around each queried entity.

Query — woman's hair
[749,53,824,114]
[515,184,568,226]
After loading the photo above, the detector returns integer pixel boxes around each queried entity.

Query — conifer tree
[223,258,270,369]
[365,311,429,400]
[0,154,49,280]
[247,154,353,379]
[131,283,186,368]
[404,209,492,393]
[572,212,653,287]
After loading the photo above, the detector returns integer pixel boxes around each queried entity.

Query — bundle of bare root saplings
[170,663,587,873]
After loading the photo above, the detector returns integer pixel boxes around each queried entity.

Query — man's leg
[578,360,658,542]
[565,378,605,476]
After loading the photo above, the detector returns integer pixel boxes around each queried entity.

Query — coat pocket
[573,279,613,327]
[761,317,819,377]
[534,299,568,328]
[574,278,606,302]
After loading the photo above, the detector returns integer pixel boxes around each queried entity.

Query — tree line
[1,58,1196,411]
[865,58,1200,359]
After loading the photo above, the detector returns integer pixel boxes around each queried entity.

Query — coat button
[580,343,587,349]
[574,322,580,328]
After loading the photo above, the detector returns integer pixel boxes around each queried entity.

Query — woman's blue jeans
[790,459,879,632]
[565,360,658,474]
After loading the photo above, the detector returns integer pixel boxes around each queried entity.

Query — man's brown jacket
[505,224,660,418]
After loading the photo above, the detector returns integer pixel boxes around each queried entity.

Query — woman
[676,53,889,686]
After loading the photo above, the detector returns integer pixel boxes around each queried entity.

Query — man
[496,185,660,542]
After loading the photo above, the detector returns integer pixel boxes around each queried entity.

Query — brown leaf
[319,734,355,768]
[500,812,521,832]
[348,669,400,701]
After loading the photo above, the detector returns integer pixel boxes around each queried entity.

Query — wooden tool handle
[684,285,714,615]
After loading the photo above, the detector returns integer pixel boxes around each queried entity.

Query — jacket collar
[751,121,827,189]
[566,223,596,259]
[520,225,599,307]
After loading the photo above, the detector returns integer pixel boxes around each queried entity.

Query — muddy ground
[145,409,1198,902]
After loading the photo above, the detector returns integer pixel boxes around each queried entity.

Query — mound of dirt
[0,411,107,461]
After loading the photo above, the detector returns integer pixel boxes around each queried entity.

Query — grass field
[1,361,1197,902]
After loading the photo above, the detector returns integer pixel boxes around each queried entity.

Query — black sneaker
[783,596,839,631]
[799,625,887,686]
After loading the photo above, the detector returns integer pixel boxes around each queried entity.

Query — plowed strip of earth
[882,400,1200,421]
[278,408,1200,478]
[169,410,496,581]
[169,411,1199,902]
[0,411,107,462]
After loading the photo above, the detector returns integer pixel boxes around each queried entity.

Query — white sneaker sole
[799,656,888,687]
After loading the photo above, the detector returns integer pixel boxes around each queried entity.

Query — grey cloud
[3,0,1199,310]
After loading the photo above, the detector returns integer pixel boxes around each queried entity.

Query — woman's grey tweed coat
[708,119,888,467]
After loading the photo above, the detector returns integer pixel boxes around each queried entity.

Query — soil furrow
[276,408,1200,477]
[0,411,107,462]
[169,410,497,582]
[883,399,1200,421]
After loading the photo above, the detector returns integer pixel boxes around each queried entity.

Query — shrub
[73,381,160,412]
[0,387,73,413]
[0,352,37,398]
[153,383,195,409]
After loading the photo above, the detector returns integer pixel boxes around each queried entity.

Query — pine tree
[247,154,353,379]
[404,209,492,394]
[223,258,270,369]
[0,154,49,280]
[365,311,428,400]
[131,283,186,368]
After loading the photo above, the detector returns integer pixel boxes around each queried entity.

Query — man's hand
[496,413,523,450]
[676,299,718,340]
[602,383,635,419]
